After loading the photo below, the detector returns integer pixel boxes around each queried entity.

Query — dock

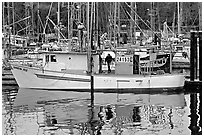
[2,69,18,86]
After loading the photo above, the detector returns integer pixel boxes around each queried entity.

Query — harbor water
[2,85,201,135]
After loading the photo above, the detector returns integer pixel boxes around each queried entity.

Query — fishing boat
[10,49,185,91]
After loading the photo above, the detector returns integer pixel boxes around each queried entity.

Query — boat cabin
[40,46,170,76]
[41,51,100,74]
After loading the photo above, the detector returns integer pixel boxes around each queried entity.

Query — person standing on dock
[105,54,113,73]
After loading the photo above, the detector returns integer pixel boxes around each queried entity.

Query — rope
[125,2,162,41]
[120,4,148,39]
[43,2,53,34]
[166,23,175,37]
[47,17,67,39]
[38,14,45,31]
[5,16,31,27]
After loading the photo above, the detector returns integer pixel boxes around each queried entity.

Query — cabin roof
[38,51,99,55]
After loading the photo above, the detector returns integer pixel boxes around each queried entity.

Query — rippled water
[2,86,202,135]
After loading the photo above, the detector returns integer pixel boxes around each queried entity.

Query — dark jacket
[105,55,113,64]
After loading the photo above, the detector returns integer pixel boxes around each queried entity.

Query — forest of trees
[2,2,202,38]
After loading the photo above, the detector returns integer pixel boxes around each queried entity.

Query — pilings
[190,31,202,81]
[198,32,202,81]
[190,31,196,81]
[184,31,202,91]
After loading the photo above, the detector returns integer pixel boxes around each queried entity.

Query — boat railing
[9,59,43,68]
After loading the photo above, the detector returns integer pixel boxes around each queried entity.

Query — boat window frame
[50,54,57,62]
[45,55,49,62]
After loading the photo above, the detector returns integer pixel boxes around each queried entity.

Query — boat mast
[93,2,95,49]
[113,2,117,48]
[67,2,70,39]
[172,11,175,36]
[96,2,99,49]
[150,2,155,38]
[118,3,120,48]
[90,2,94,51]
[12,2,15,36]
[87,2,91,73]
[198,3,202,31]
[3,3,5,33]
[37,2,40,42]
[31,2,34,37]
[7,2,11,59]
[134,2,137,44]
[130,2,133,44]
[109,3,111,41]
[157,3,161,31]
[177,2,181,35]
[3,2,6,59]
[58,2,60,43]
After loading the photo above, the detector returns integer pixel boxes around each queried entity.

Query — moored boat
[10,50,185,91]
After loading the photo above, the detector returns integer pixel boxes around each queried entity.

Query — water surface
[2,87,201,135]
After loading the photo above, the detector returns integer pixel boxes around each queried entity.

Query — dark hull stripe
[35,74,90,82]
[27,87,184,94]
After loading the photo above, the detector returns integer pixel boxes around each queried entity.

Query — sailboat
[10,2,185,91]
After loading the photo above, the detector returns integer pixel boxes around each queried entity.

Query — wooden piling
[199,32,202,81]
[91,75,94,105]
[190,32,196,81]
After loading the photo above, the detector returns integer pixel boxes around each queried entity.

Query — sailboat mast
[90,2,94,50]
[96,2,99,49]
[172,11,175,36]
[31,2,34,37]
[12,2,15,35]
[198,3,202,31]
[58,2,60,43]
[113,2,117,48]
[118,3,120,47]
[87,2,91,73]
[7,2,11,59]
[3,2,6,58]
[12,2,15,46]
[3,2,5,30]
[177,2,181,35]
[67,2,70,39]
[109,3,112,41]
[134,2,137,43]
[7,2,10,28]
[130,2,133,44]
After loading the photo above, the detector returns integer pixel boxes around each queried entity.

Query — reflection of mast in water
[132,106,141,123]
[198,92,202,134]
[168,108,174,129]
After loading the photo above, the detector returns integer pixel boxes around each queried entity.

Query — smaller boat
[172,42,190,69]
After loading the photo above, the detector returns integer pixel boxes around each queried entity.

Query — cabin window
[50,55,57,62]
[45,55,49,62]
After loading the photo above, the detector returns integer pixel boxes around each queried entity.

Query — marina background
[1,1,202,135]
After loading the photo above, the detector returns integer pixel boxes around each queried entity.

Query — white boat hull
[11,64,185,91]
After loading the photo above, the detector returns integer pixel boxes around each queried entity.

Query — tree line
[3,2,201,37]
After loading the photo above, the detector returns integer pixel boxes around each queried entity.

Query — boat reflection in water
[3,88,195,135]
